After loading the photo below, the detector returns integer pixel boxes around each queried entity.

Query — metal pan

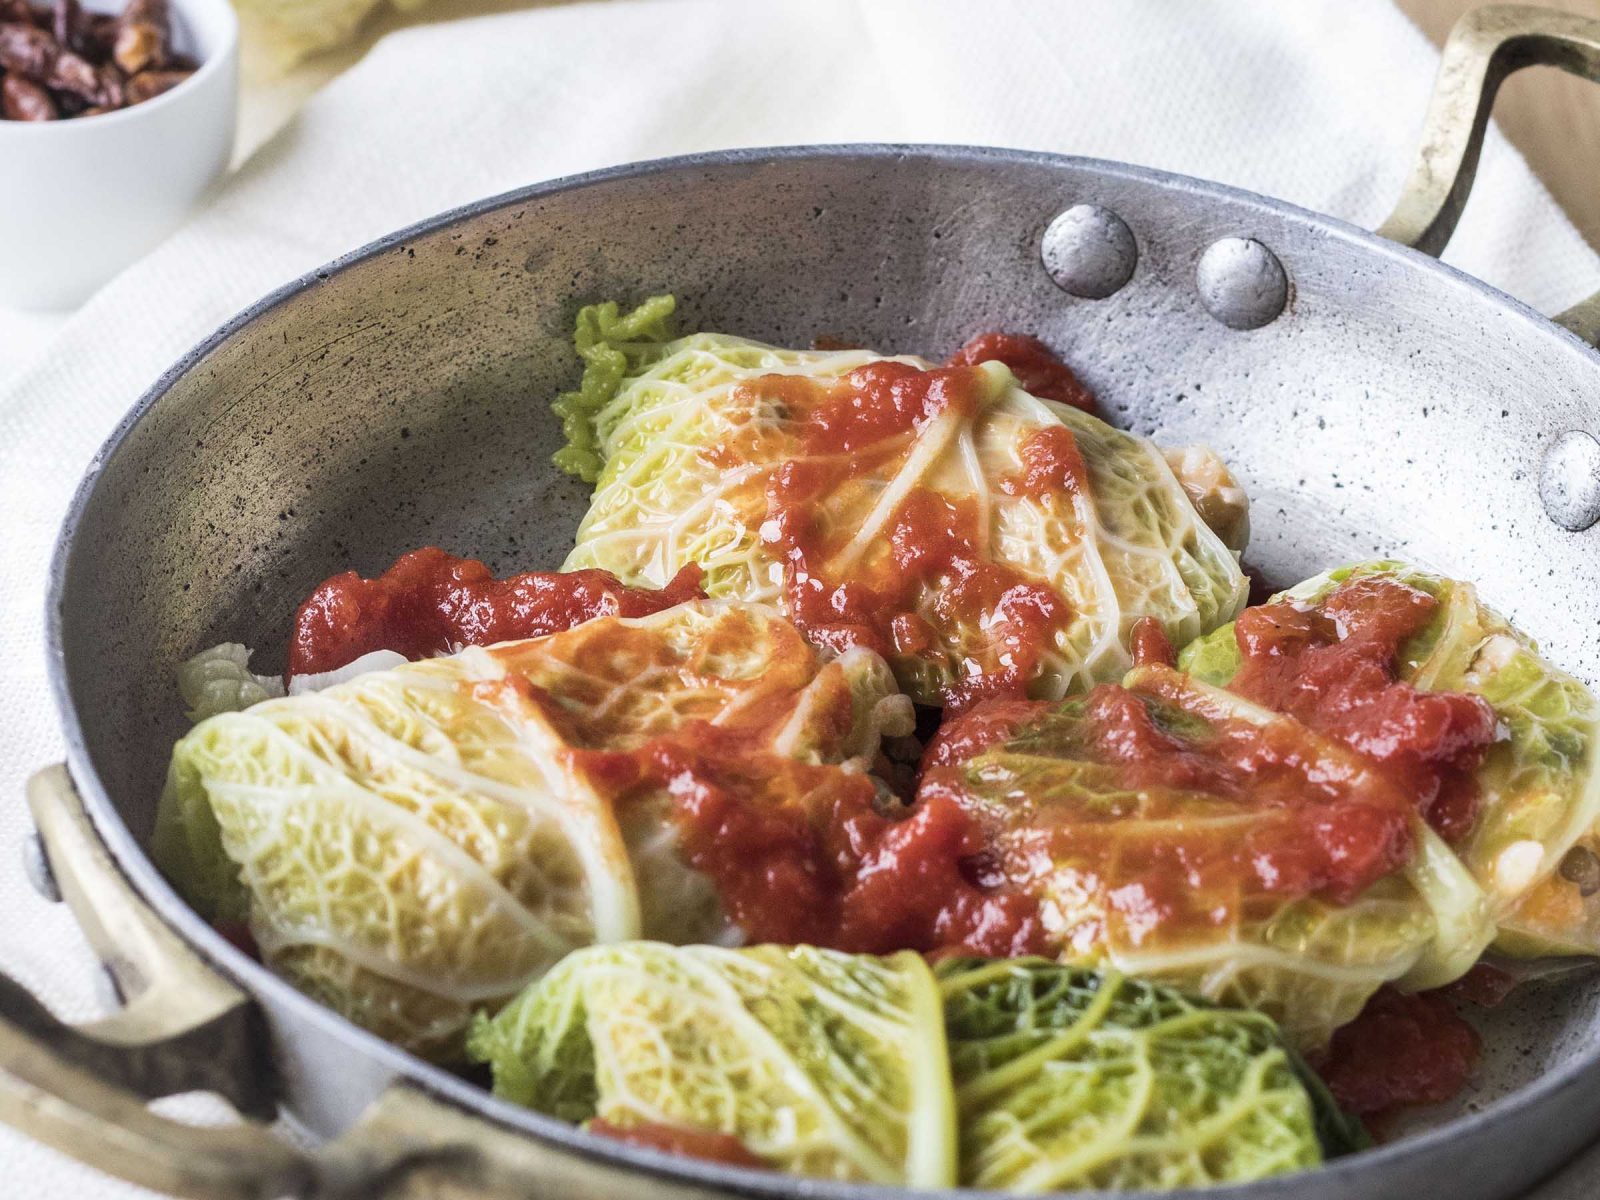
[5,6,1600,1199]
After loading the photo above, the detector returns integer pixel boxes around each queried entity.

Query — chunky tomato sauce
[573,732,1045,958]
[288,546,703,677]
[923,683,1414,960]
[1443,961,1518,1009]
[750,360,1076,713]
[1311,987,1481,1121]
[1228,575,1499,843]
[947,331,1098,413]
[921,698,1051,772]
[1001,424,1091,499]
[468,608,1046,960]
[1112,675,1423,906]
[918,575,1504,955]
[588,1119,768,1169]
[1129,616,1176,668]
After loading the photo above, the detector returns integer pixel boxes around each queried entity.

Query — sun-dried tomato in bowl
[0,0,196,120]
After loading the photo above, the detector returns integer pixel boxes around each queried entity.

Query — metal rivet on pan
[1539,430,1600,532]
[21,830,61,903]
[1041,204,1138,299]
[1196,237,1288,330]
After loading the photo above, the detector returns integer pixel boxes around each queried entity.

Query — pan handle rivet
[21,830,61,904]
[1041,204,1138,299]
[1539,430,1600,532]
[1196,238,1288,330]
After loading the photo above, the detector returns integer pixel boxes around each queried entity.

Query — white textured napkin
[3,1,1600,1195]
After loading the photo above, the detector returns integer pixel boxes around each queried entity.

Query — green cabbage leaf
[550,294,678,482]
[469,945,1360,1190]
[938,957,1365,1191]
[469,942,956,1186]
[153,600,912,1059]
[174,643,284,722]
[1178,561,1600,958]
[557,298,1248,706]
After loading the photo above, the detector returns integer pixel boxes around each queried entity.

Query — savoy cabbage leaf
[1177,561,1600,959]
[153,600,912,1059]
[469,942,956,1186]
[557,299,1248,707]
[469,945,1358,1190]
[938,957,1365,1191]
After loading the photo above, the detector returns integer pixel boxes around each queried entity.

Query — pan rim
[43,141,1600,1199]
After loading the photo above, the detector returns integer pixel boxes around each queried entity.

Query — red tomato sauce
[752,361,1076,713]
[1000,424,1091,499]
[921,698,1052,773]
[471,606,1044,959]
[947,331,1098,413]
[1227,575,1499,842]
[588,1119,768,1169]
[287,546,704,678]
[798,358,981,452]
[572,733,1046,959]
[916,575,1503,952]
[1093,675,1419,907]
[922,685,1419,960]
[1129,616,1176,667]
[1443,962,1518,1008]
[1311,987,1481,1121]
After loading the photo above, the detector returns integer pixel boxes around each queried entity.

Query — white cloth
[2,1,1599,1195]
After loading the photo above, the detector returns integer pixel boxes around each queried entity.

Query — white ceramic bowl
[0,0,238,310]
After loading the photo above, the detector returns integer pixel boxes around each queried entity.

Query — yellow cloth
[237,0,437,69]
[235,0,573,156]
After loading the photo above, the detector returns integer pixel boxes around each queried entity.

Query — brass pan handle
[1377,4,1600,343]
[1,767,307,1198]
[4,767,742,1199]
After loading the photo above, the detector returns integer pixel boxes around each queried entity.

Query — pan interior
[53,150,1600,1159]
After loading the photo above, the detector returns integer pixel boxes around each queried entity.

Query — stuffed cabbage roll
[469,944,1356,1190]
[922,561,1600,1046]
[153,599,913,1058]
[938,957,1364,1191]
[919,662,1496,1049]
[470,942,955,1185]
[555,297,1249,709]
[1181,562,1600,958]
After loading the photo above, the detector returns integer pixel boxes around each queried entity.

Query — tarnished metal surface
[1540,431,1600,531]
[1193,237,1288,329]
[1040,203,1138,299]
[13,4,1600,1198]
